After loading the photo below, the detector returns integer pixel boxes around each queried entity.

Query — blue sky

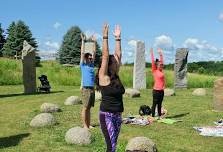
[1,0,223,63]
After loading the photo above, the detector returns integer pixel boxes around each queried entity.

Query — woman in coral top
[150,48,165,119]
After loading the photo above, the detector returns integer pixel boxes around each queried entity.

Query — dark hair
[139,105,151,116]
[155,58,159,67]
[84,53,92,59]
[95,55,124,91]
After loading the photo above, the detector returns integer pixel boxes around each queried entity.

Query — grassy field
[0,85,223,152]
[0,58,220,88]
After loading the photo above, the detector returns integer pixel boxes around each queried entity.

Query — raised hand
[90,34,97,42]
[157,48,162,54]
[113,24,121,38]
[103,23,109,37]
[80,33,86,41]
[150,48,154,54]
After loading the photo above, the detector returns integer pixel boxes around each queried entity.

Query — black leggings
[152,89,164,117]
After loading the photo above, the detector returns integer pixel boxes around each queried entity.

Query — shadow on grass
[0,91,64,98]
[0,133,30,149]
[166,112,190,119]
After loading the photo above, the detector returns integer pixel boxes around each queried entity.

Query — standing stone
[213,77,223,111]
[22,40,36,94]
[174,48,189,89]
[84,42,94,55]
[133,41,146,89]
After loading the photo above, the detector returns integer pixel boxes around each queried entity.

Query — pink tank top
[151,51,165,90]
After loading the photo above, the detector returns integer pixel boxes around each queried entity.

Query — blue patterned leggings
[99,111,122,152]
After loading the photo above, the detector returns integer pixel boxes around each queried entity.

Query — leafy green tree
[188,62,199,73]
[0,24,6,57]
[198,66,205,74]
[2,22,16,57]
[59,26,102,65]
[2,20,37,57]
[59,26,82,64]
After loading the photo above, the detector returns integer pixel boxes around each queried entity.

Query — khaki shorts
[81,88,95,108]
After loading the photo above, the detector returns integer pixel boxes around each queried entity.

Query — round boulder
[64,96,81,105]
[95,91,102,101]
[40,103,61,113]
[126,137,157,152]
[164,88,175,96]
[192,88,206,96]
[30,113,56,127]
[125,88,140,98]
[65,127,91,145]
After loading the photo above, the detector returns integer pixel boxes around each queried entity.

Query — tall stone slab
[213,77,223,111]
[133,41,146,89]
[22,40,36,94]
[174,48,189,89]
[84,42,94,55]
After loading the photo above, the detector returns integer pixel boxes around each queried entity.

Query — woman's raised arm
[113,25,121,65]
[150,48,156,72]
[99,23,109,76]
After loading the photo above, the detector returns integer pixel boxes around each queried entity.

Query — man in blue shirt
[80,33,96,129]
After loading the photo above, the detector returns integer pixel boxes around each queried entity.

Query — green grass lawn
[0,85,223,152]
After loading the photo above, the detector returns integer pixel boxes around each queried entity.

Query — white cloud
[38,51,58,61]
[121,39,137,63]
[183,38,217,51]
[183,38,222,62]
[152,35,175,63]
[53,22,61,29]
[154,35,174,50]
[219,12,223,21]
[128,40,137,47]
[220,48,223,57]
[44,41,60,50]
[38,39,59,60]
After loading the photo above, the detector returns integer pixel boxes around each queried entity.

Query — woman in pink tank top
[150,48,165,119]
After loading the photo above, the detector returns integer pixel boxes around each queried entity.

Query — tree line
[164,61,223,76]
[122,61,223,76]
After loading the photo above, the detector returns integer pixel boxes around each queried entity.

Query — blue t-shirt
[80,62,95,87]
